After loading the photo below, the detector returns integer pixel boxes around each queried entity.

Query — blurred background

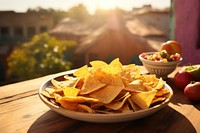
[0,0,199,85]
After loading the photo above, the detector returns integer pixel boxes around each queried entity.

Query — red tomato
[173,70,194,89]
[161,40,182,55]
[184,82,200,101]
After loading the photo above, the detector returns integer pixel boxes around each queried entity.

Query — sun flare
[97,0,118,10]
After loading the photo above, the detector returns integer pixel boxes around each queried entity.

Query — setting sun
[96,0,118,10]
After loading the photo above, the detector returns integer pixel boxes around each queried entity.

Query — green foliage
[67,4,91,22]
[7,33,76,81]
[26,6,127,25]
[27,7,68,25]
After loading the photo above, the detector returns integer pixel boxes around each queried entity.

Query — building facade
[0,11,53,45]
[0,11,54,84]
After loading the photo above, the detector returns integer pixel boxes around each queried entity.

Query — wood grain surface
[0,67,199,133]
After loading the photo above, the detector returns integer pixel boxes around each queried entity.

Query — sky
[0,0,170,14]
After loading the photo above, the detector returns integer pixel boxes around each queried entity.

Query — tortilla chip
[41,90,54,99]
[128,98,141,111]
[156,88,170,97]
[120,102,132,112]
[41,87,55,98]
[105,92,131,110]
[64,75,78,81]
[124,80,147,92]
[109,58,123,69]
[54,93,62,103]
[121,64,141,81]
[73,65,89,78]
[51,78,78,89]
[60,96,99,103]
[58,99,78,111]
[63,87,80,97]
[101,65,121,75]
[154,78,165,90]
[151,97,166,105]
[90,60,108,68]
[79,75,106,95]
[90,102,105,110]
[89,85,123,104]
[140,75,158,85]
[114,91,130,101]
[74,77,84,89]
[77,104,95,113]
[130,89,157,109]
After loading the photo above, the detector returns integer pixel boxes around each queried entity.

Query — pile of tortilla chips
[41,58,171,113]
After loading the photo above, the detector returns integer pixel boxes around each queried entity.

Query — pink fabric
[174,0,200,65]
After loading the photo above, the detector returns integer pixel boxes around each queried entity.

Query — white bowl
[139,52,182,78]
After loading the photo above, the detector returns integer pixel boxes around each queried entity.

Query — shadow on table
[122,106,197,133]
[27,110,79,133]
[28,106,196,133]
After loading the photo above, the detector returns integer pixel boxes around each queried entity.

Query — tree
[7,33,76,82]
[67,4,91,22]
[27,7,68,25]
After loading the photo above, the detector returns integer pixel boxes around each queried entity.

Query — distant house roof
[75,23,154,54]
[126,19,165,37]
[76,11,157,53]
[49,18,92,36]
[75,25,107,54]
[125,7,170,38]
[132,5,169,15]
[0,11,53,26]
[75,11,156,64]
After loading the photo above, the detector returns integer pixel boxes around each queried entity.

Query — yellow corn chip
[105,92,131,110]
[60,96,99,103]
[151,97,166,104]
[77,104,95,113]
[101,74,124,86]
[156,88,170,97]
[128,98,141,111]
[63,87,80,97]
[109,58,123,69]
[41,90,54,99]
[54,93,62,103]
[154,78,165,90]
[124,80,147,92]
[89,85,123,104]
[41,87,55,98]
[101,65,121,75]
[51,79,78,89]
[90,60,108,68]
[121,64,140,82]
[120,102,132,112]
[79,75,106,95]
[73,65,89,78]
[130,89,157,109]
[58,98,78,111]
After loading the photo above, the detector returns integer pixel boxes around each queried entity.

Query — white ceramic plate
[38,70,173,123]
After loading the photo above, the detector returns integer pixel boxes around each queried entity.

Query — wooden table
[0,66,199,133]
